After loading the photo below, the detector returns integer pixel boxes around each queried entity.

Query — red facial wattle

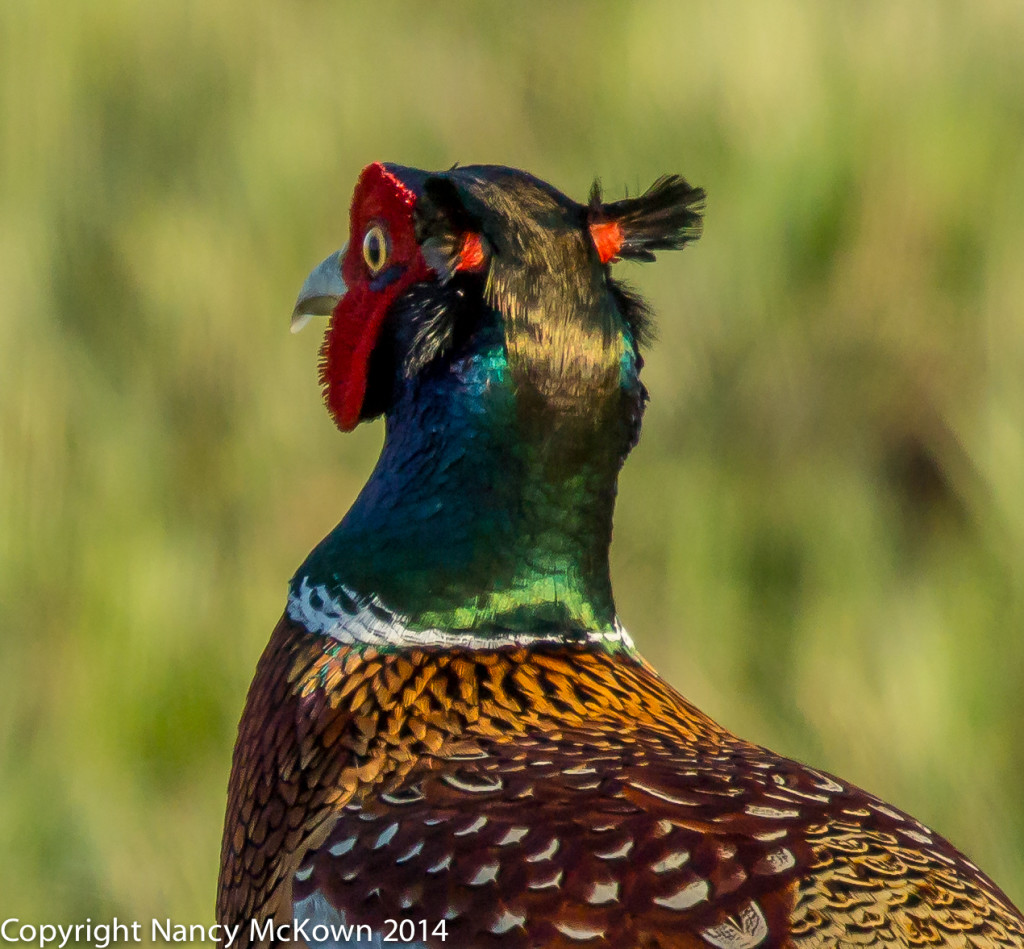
[319,163,431,432]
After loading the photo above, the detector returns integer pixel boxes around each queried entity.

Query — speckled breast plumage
[219,616,1024,949]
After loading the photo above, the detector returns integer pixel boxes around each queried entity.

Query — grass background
[2,0,1023,929]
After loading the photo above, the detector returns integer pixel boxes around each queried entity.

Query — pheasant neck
[291,323,641,651]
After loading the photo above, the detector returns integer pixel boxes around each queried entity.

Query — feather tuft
[589,175,705,263]
[415,177,488,280]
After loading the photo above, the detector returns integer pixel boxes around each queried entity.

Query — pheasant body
[218,163,1023,947]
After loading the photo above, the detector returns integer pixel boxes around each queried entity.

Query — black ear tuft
[589,175,705,263]
[414,177,487,280]
[418,177,478,234]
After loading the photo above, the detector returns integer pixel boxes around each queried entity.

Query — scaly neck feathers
[292,222,644,651]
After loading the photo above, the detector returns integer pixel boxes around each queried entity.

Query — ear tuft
[588,175,705,263]
[414,177,488,281]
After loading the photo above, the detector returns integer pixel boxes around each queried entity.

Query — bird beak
[291,245,348,333]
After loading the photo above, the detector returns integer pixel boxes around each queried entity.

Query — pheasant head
[290,163,704,644]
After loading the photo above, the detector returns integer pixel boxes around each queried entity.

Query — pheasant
[218,162,1024,949]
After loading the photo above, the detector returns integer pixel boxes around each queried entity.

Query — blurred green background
[2,0,1023,929]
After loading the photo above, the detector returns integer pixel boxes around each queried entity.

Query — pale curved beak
[291,245,348,333]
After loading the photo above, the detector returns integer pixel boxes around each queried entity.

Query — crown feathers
[588,175,705,263]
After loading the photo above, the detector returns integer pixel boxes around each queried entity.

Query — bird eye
[362,225,389,274]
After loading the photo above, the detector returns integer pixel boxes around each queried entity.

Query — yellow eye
[362,225,389,274]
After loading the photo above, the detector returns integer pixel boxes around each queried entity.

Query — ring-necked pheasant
[218,162,1024,948]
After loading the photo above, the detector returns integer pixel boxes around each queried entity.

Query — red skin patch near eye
[590,220,624,264]
[319,163,431,431]
[456,232,487,272]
